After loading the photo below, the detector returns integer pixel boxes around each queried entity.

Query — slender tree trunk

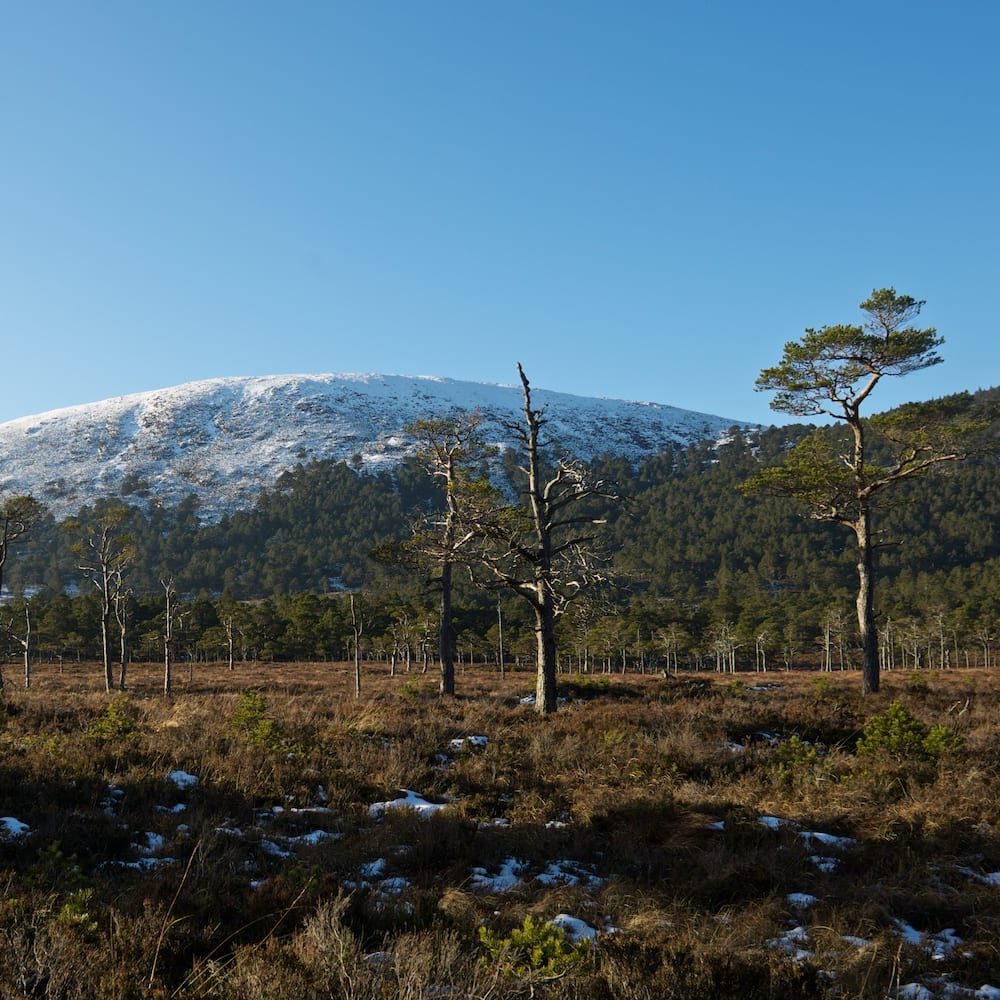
[497,601,505,678]
[855,509,879,694]
[162,578,175,697]
[22,604,31,690]
[225,617,235,671]
[439,559,455,695]
[351,594,363,697]
[100,601,113,693]
[118,624,128,691]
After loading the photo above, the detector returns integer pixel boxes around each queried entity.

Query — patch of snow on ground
[477,817,510,829]
[469,857,526,892]
[787,893,818,910]
[894,919,965,961]
[841,935,871,949]
[536,860,604,889]
[0,817,29,838]
[168,770,199,790]
[759,815,798,831]
[800,830,857,851]
[897,986,936,1000]
[134,832,167,856]
[283,829,340,847]
[359,859,387,879]
[956,865,1000,887]
[369,789,449,819]
[549,914,598,943]
[448,735,489,752]
[809,855,841,873]
[766,924,813,963]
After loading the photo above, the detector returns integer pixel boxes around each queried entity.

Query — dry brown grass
[0,660,998,997]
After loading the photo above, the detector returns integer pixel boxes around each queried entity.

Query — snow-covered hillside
[0,373,752,520]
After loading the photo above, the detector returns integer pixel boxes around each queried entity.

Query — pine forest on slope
[1,384,997,674]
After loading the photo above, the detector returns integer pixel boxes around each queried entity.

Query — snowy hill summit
[0,373,751,521]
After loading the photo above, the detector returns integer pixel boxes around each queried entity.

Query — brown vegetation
[0,661,997,997]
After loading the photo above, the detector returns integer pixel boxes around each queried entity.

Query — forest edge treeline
[2,322,999,701]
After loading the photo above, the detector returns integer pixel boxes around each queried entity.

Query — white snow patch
[759,815,798,831]
[167,770,199,790]
[841,935,871,948]
[536,860,604,889]
[369,789,449,819]
[448,735,489,753]
[134,832,167,856]
[799,830,856,851]
[0,817,29,839]
[549,913,597,943]
[897,986,935,1000]
[894,919,965,961]
[469,857,526,892]
[787,893,818,910]
[767,924,813,963]
[809,855,840,873]
[956,865,1000,887]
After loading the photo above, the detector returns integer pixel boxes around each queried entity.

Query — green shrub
[57,888,99,939]
[229,689,293,753]
[856,701,959,762]
[399,678,423,699]
[775,735,820,783]
[478,914,593,979]
[85,698,138,741]
[809,674,833,698]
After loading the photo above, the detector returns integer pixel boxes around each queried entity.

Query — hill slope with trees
[3,388,997,676]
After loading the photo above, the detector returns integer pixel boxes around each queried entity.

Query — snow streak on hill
[0,373,751,521]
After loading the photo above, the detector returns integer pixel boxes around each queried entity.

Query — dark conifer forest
[3,389,998,672]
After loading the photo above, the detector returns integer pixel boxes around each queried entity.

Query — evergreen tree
[743,288,992,693]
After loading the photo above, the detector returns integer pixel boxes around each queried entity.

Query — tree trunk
[100,604,113,693]
[534,595,558,714]
[855,509,879,694]
[22,604,31,690]
[439,560,455,695]
[118,625,128,691]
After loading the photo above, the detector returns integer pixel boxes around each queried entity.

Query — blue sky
[2,2,996,427]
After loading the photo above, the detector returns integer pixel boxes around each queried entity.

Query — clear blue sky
[2,1,996,427]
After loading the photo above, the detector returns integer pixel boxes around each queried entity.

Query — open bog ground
[1,660,998,998]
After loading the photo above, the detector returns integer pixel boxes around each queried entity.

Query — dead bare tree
[464,364,620,714]
[162,577,177,696]
[350,593,364,697]
[71,506,134,693]
[1,601,31,690]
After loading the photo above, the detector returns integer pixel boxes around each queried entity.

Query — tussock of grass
[0,661,996,997]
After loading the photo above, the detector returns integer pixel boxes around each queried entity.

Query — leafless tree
[72,506,134,693]
[1,601,32,690]
[350,593,364,697]
[464,364,620,714]
[162,577,177,696]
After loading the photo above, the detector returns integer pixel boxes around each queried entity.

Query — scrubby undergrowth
[1,661,998,998]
